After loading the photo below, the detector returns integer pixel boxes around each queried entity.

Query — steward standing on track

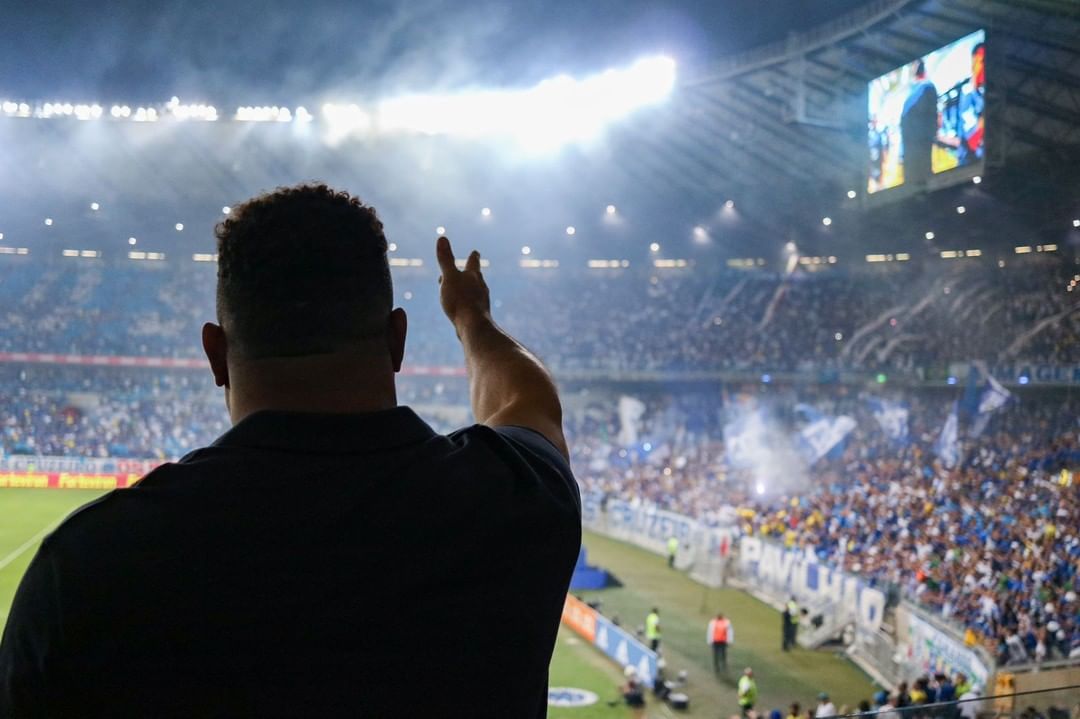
[645,607,662,652]
[707,612,733,674]
[0,184,582,718]
[738,667,758,718]
[667,535,679,567]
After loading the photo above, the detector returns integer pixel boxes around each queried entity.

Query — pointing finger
[435,236,457,275]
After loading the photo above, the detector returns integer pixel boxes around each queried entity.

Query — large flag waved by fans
[867,397,909,443]
[795,404,856,463]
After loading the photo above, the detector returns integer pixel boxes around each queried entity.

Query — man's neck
[225,352,398,424]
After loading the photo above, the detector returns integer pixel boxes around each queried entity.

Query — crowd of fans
[569,384,1080,667]
[1,251,1078,672]
[1,253,1076,371]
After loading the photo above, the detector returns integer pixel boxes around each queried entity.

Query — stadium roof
[0,0,1077,262]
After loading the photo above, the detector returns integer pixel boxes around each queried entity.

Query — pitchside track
[0,491,875,717]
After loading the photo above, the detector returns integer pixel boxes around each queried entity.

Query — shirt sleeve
[494,426,581,517]
[0,540,63,716]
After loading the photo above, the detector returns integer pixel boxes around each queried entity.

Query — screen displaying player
[867,30,985,194]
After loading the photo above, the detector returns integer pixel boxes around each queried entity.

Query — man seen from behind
[0,184,582,717]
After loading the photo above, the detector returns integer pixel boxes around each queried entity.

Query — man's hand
[433,235,568,459]
[436,236,490,332]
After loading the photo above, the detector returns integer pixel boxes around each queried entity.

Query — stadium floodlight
[972,175,982,184]
[521,246,531,255]
[175,223,184,232]
[388,242,397,252]
[835,332,843,341]
[128,237,137,245]
[693,226,708,243]
[956,206,966,214]
[606,204,616,215]
[649,242,660,252]
[847,190,857,199]
[44,218,53,226]
[436,226,446,235]
[90,202,100,211]
[222,206,231,215]
[1073,219,1079,228]
[375,54,675,151]
[481,207,491,217]
[565,226,576,236]
[925,231,935,240]
[821,217,832,226]
[322,103,373,143]
[724,199,735,209]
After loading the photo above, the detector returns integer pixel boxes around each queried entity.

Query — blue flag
[867,397,909,444]
[798,412,856,463]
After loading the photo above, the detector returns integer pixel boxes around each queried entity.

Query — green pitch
[0,491,878,717]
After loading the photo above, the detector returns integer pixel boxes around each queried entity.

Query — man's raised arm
[435,236,568,460]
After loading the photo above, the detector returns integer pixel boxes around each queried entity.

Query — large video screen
[867,30,985,194]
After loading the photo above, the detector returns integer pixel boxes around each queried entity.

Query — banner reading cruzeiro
[738,537,886,632]
[581,492,733,560]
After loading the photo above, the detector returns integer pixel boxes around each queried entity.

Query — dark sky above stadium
[3,0,868,102]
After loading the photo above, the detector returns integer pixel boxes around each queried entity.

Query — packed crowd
[4,358,1076,667]
[1,254,1076,372]
[569,384,1080,666]
[2,251,1078,670]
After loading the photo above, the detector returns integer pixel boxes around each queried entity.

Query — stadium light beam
[373,55,675,151]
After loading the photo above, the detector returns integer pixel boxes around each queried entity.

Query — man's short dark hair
[215,183,392,359]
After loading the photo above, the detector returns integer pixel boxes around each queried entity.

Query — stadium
[1,0,1079,716]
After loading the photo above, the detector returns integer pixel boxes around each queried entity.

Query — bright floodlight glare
[972,175,982,184]
[175,223,184,231]
[1073,219,1080,228]
[784,241,797,253]
[724,199,735,209]
[222,206,231,214]
[376,54,675,151]
[925,231,935,240]
[847,190,857,199]
[606,204,616,215]
[480,207,491,217]
[755,482,765,496]
[128,237,137,245]
[649,242,660,252]
[956,206,966,214]
[436,226,446,235]
[565,226,576,236]
[44,218,53,226]
[521,246,531,255]
[821,217,832,226]
[90,202,99,211]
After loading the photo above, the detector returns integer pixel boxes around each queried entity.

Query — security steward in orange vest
[706,612,733,674]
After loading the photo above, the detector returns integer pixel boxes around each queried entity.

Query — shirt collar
[210,406,437,454]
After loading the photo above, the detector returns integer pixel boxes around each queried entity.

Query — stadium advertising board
[739,537,886,632]
[0,471,140,489]
[868,30,985,194]
[561,595,658,683]
[903,611,991,687]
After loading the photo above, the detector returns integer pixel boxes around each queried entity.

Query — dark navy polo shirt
[0,407,581,718]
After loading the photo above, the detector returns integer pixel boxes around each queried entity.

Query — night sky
[1,0,870,103]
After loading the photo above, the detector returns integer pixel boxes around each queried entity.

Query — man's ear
[388,308,407,373]
[202,322,230,387]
